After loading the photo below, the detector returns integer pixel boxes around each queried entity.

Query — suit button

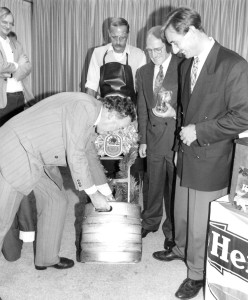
[196,155,200,159]
[165,122,167,125]
[152,124,156,127]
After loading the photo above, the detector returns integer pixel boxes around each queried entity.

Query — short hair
[101,95,136,122]
[147,26,163,41]
[109,17,129,34]
[0,7,13,23]
[161,7,204,37]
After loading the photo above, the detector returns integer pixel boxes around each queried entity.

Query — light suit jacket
[0,38,34,108]
[137,54,183,158]
[0,92,107,195]
[176,41,248,191]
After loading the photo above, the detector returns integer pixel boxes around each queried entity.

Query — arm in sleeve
[137,68,148,145]
[64,102,108,191]
[13,42,32,81]
[0,50,17,75]
[85,49,100,93]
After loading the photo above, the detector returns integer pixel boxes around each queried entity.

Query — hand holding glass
[152,89,173,117]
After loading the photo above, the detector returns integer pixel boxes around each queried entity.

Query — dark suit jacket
[177,41,248,191]
[137,54,183,158]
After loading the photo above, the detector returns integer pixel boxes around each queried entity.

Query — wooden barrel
[80,202,142,263]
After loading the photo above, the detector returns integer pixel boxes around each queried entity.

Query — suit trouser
[2,195,35,261]
[172,176,228,280]
[0,92,25,126]
[0,170,68,266]
[141,153,175,239]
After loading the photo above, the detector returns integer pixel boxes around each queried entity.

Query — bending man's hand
[139,144,147,158]
[180,124,197,146]
[89,191,111,211]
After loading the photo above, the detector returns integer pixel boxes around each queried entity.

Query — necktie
[191,57,199,92]
[154,65,164,95]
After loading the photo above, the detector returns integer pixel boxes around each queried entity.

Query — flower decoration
[95,121,139,157]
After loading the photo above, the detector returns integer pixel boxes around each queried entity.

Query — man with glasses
[137,26,183,250]
[85,17,146,179]
[154,7,248,299]
[85,17,146,103]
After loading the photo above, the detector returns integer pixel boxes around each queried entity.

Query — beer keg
[81,202,142,263]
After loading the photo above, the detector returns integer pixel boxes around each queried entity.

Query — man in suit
[0,7,36,262]
[137,26,182,251]
[0,92,136,270]
[152,7,248,299]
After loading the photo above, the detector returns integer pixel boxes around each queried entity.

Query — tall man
[85,17,146,178]
[0,92,136,270]
[137,26,183,251]
[153,7,248,299]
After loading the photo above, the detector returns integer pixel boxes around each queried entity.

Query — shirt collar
[154,53,172,70]
[94,106,102,125]
[107,43,130,55]
[196,37,215,63]
[0,36,10,43]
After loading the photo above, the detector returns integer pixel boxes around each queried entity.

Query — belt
[7,91,23,95]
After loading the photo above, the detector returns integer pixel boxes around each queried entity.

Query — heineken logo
[104,134,123,157]
[208,221,248,282]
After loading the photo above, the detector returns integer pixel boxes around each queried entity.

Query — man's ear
[107,110,116,119]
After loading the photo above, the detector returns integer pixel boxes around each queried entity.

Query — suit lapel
[184,42,221,123]
[144,62,155,107]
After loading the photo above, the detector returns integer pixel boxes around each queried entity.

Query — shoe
[175,278,204,299]
[152,250,184,262]
[35,257,75,270]
[164,237,176,251]
[141,228,157,238]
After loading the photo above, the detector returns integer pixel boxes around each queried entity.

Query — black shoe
[175,278,204,299]
[35,257,74,270]
[152,250,184,262]
[141,228,157,238]
[164,237,176,251]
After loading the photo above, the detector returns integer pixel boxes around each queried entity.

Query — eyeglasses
[146,45,165,55]
[1,20,14,27]
[110,34,128,42]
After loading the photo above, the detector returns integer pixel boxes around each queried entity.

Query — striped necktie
[191,57,199,92]
[154,65,164,95]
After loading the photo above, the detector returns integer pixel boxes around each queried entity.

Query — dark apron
[99,51,136,103]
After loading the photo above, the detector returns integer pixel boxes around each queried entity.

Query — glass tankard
[152,88,173,117]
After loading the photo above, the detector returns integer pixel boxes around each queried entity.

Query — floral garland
[95,121,139,157]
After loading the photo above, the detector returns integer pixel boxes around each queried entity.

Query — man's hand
[180,124,197,146]
[18,54,29,65]
[139,144,147,158]
[0,72,11,78]
[89,191,111,211]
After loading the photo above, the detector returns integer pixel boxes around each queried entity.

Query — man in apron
[85,17,146,178]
